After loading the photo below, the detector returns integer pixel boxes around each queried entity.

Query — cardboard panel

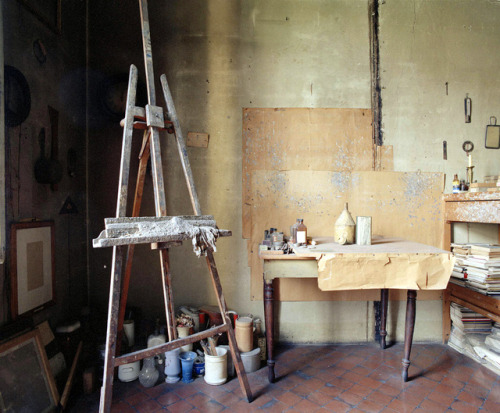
[242,108,375,239]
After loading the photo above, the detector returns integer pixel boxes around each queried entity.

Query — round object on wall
[4,65,31,127]
[99,73,147,122]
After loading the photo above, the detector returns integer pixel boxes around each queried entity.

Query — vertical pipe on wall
[368,0,382,149]
[0,2,5,264]
[84,0,91,306]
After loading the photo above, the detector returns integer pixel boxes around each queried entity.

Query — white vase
[177,326,193,352]
[164,348,181,383]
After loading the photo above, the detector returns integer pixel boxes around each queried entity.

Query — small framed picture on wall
[10,221,55,318]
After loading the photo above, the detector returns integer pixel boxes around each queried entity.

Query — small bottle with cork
[295,219,307,246]
[452,174,460,193]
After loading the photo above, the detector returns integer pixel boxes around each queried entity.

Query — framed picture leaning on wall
[10,221,55,319]
[0,329,59,411]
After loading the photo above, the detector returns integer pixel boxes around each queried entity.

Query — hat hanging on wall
[4,65,31,127]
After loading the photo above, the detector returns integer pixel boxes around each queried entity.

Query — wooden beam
[369,0,382,148]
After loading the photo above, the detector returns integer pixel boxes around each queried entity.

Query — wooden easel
[93,1,253,411]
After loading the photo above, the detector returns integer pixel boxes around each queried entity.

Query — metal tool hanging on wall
[464,93,472,123]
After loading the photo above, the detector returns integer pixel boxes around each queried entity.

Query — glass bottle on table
[452,174,460,193]
[296,219,307,246]
[290,220,298,244]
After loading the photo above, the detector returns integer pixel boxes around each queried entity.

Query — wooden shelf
[443,283,500,343]
[443,192,500,202]
[442,193,500,343]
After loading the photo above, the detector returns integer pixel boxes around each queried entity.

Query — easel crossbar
[115,324,228,366]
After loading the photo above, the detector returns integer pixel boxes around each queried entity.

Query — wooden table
[260,237,454,383]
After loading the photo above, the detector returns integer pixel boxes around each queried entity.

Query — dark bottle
[253,318,266,362]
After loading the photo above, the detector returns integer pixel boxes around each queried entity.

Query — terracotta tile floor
[68,343,500,412]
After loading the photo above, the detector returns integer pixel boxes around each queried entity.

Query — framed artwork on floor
[10,221,55,319]
[0,329,59,411]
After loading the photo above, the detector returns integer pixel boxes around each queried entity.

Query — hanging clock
[99,74,147,122]
[4,65,31,127]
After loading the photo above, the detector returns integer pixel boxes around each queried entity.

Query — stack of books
[473,322,500,375]
[450,243,470,287]
[471,244,500,259]
[448,302,492,363]
[449,243,500,295]
[463,245,500,295]
[485,322,500,353]
[484,175,500,192]
[450,302,492,334]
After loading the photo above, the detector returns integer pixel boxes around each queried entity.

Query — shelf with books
[443,193,500,345]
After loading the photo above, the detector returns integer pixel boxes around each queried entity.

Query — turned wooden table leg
[442,286,451,344]
[380,288,389,349]
[264,278,275,383]
[402,289,417,382]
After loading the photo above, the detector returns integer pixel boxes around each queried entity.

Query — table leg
[380,288,389,349]
[442,286,451,344]
[264,279,275,383]
[402,289,417,382]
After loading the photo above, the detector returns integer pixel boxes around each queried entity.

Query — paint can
[204,347,227,385]
[235,317,253,352]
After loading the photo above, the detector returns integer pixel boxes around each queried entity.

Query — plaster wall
[380,1,500,245]
[1,0,88,326]
[88,0,499,344]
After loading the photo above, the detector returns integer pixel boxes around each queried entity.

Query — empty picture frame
[10,221,55,318]
[485,116,500,149]
[0,329,59,412]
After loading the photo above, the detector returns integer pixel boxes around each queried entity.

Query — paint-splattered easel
[93,1,252,411]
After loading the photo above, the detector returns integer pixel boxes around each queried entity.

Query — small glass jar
[290,220,299,244]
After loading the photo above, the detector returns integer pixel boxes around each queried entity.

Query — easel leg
[159,248,177,340]
[100,246,125,413]
[116,131,151,354]
[205,250,253,402]
[380,288,388,349]
[402,289,417,382]
[264,279,276,383]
